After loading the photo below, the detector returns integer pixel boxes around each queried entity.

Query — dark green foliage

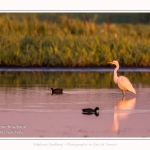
[0,14,150,67]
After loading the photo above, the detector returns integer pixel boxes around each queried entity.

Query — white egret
[108,60,136,95]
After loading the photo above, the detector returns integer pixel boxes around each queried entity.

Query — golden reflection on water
[112,97,136,133]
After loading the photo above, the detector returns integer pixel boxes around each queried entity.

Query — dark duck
[82,107,99,116]
[50,88,63,95]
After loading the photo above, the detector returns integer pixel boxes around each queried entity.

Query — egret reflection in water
[112,97,136,133]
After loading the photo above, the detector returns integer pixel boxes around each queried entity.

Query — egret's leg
[122,91,126,100]
[123,90,125,95]
[122,94,126,100]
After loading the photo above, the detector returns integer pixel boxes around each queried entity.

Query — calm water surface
[0,71,150,137]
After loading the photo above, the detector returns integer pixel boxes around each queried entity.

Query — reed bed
[0,14,150,67]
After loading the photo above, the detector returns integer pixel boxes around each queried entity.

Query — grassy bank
[0,14,150,67]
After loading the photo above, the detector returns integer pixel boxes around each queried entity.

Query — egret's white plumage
[108,60,136,95]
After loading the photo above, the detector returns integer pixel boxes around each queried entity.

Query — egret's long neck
[113,64,119,84]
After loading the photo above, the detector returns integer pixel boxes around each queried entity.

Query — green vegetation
[0,14,150,67]
[0,72,150,88]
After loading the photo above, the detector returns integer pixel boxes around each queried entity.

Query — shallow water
[0,71,150,137]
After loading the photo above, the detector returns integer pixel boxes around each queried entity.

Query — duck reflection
[82,112,99,116]
[82,107,99,116]
[112,96,136,133]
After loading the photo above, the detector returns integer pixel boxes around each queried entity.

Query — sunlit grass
[0,14,150,67]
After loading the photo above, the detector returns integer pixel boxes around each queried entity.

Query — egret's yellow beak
[107,62,114,64]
